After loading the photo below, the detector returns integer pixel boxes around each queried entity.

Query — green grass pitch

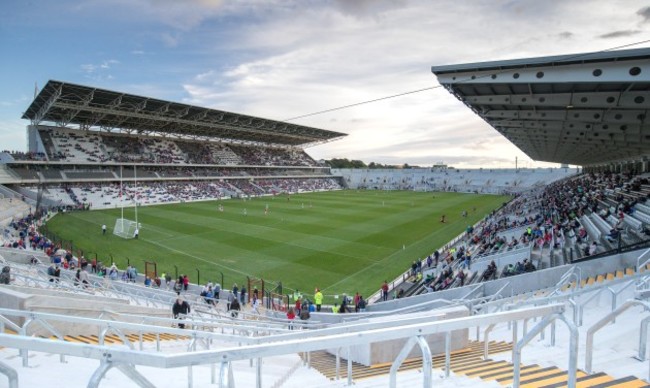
[44,190,510,302]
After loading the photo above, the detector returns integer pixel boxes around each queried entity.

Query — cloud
[0,96,30,108]
[177,0,648,168]
[160,32,181,47]
[80,64,97,74]
[100,59,119,69]
[638,6,650,23]
[142,0,229,31]
[332,0,408,18]
[598,30,641,39]
[81,59,119,74]
[79,59,120,82]
[2,0,647,166]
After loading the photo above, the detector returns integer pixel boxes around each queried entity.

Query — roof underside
[431,48,650,166]
[22,80,347,147]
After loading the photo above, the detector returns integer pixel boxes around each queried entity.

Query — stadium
[1,38,650,388]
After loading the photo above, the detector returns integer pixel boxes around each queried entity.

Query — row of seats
[37,128,320,167]
[5,164,331,183]
[36,178,343,209]
[339,167,574,194]
[396,172,650,299]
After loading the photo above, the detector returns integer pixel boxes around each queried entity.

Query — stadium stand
[1,47,650,387]
[335,167,572,194]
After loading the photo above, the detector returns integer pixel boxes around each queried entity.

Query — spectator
[287,307,296,330]
[251,293,260,314]
[357,296,366,312]
[214,282,221,302]
[229,297,241,318]
[164,272,172,290]
[172,298,191,329]
[314,288,323,312]
[606,228,620,243]
[0,266,10,284]
[354,292,361,312]
[108,264,118,281]
[78,267,90,288]
[47,264,56,282]
[183,275,189,291]
[227,290,235,311]
[294,297,301,317]
[240,285,247,306]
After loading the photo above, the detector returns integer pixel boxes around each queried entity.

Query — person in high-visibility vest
[314,288,323,312]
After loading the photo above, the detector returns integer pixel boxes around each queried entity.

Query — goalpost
[113,218,138,239]
[113,165,141,240]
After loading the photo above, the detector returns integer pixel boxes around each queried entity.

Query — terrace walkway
[305,340,649,387]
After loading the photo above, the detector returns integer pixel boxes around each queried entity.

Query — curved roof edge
[431,47,650,74]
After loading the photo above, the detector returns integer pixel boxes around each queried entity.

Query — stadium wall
[326,305,469,366]
[333,167,575,193]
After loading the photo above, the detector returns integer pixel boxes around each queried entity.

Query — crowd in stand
[36,178,342,209]
[6,164,328,181]
[9,163,650,313]
[388,171,650,301]
[4,151,47,161]
[46,130,105,162]
[35,128,320,167]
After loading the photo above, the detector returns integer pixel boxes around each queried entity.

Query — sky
[1,0,649,169]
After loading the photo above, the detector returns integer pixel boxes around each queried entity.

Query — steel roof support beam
[32,84,62,125]
[51,101,318,143]
[22,80,346,146]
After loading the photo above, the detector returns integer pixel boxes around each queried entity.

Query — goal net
[113,218,139,239]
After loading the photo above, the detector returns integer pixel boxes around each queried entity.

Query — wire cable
[283,38,650,122]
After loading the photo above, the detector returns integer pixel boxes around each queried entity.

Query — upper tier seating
[35,128,318,167]
[48,129,105,162]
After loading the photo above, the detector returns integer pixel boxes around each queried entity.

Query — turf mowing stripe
[46,191,509,299]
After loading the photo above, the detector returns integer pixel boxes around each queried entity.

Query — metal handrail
[585,298,650,377]
[487,282,512,303]
[548,267,582,297]
[513,313,578,388]
[637,248,650,272]
[0,304,567,388]
[466,271,650,322]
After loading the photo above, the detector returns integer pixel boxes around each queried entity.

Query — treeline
[325,158,417,169]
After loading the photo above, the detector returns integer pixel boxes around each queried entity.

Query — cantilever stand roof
[432,48,650,166]
[23,80,347,147]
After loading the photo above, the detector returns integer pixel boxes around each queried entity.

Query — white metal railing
[0,304,569,388]
[585,290,650,380]
[471,245,532,275]
[548,266,582,298]
[637,248,650,272]
[463,268,650,326]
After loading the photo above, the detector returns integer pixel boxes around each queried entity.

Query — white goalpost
[113,165,141,240]
[113,218,138,239]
